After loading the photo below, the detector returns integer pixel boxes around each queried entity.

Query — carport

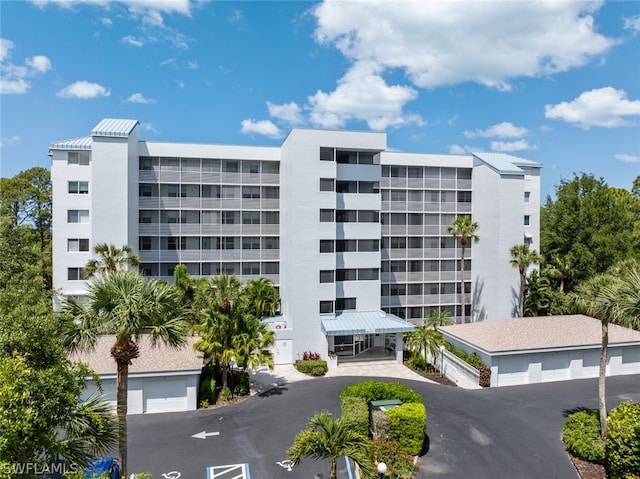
[439,315,640,387]
[71,335,204,413]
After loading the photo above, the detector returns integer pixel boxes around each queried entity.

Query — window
[524,215,531,226]
[242,162,260,174]
[167,184,181,198]
[320,178,335,192]
[390,190,406,202]
[320,209,334,222]
[390,213,406,225]
[263,237,279,249]
[263,187,279,199]
[218,237,236,250]
[358,268,379,280]
[358,239,379,252]
[67,210,89,223]
[320,270,335,283]
[390,237,406,249]
[139,210,156,224]
[335,297,356,310]
[261,262,279,274]
[336,269,357,281]
[139,237,153,250]
[358,181,379,193]
[139,184,154,197]
[320,301,334,314]
[242,186,260,199]
[262,211,279,224]
[408,237,422,249]
[336,181,357,193]
[457,191,472,203]
[223,160,239,172]
[409,260,423,272]
[408,213,423,225]
[67,267,85,280]
[68,151,89,165]
[219,185,239,199]
[222,211,237,224]
[524,191,531,203]
[336,151,357,164]
[358,210,378,223]
[68,181,89,194]
[262,162,280,174]
[524,236,533,246]
[139,157,154,170]
[320,147,334,161]
[336,210,357,223]
[336,240,357,252]
[320,240,334,253]
[408,167,423,179]
[242,211,261,224]
[408,283,422,295]
[242,262,261,275]
[390,261,406,272]
[242,237,261,250]
[67,238,89,251]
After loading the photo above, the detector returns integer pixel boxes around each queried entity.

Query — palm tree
[288,411,374,479]
[424,309,453,329]
[448,215,479,323]
[243,277,281,318]
[509,244,542,317]
[84,243,141,278]
[544,254,572,293]
[405,327,443,371]
[61,270,187,478]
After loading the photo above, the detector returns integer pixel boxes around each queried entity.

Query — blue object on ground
[84,457,120,479]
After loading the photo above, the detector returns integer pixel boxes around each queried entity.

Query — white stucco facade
[52,119,542,363]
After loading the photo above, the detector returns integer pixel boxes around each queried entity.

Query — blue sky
[1,0,639,199]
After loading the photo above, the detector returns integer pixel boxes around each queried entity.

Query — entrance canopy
[321,310,416,336]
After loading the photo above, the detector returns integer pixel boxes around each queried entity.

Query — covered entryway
[321,310,415,364]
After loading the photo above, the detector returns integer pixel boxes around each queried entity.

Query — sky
[1,0,639,200]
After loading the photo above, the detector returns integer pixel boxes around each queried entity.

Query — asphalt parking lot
[128,373,640,479]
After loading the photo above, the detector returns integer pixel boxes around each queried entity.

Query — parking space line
[206,463,250,479]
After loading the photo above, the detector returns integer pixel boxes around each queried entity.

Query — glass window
[336,269,357,281]
[390,190,406,201]
[336,240,357,252]
[263,187,279,199]
[457,191,472,203]
[223,160,239,172]
[320,147,334,161]
[139,237,153,250]
[358,210,378,223]
[409,260,423,272]
[458,168,472,180]
[359,152,374,164]
[261,262,279,274]
[262,237,279,249]
[320,209,335,222]
[408,190,422,202]
[67,210,89,223]
[336,181,357,193]
[390,213,406,225]
[390,237,406,249]
[390,166,406,178]
[524,215,531,226]
[336,151,357,164]
[242,162,260,174]
[358,181,378,193]
[68,181,89,194]
[320,178,335,191]
[139,184,154,197]
[524,191,531,203]
[408,237,422,249]
[222,211,237,224]
[68,152,79,165]
[262,211,279,224]
[242,237,261,250]
[408,283,422,295]
[320,240,334,253]
[242,211,261,224]
[320,300,334,314]
[67,267,85,280]
[408,213,423,225]
[242,262,261,275]
[335,297,356,310]
[242,186,260,198]
[408,167,423,178]
[320,270,335,283]
[68,238,89,251]
[262,162,280,174]
[358,268,379,280]
[358,239,379,252]
[390,261,406,272]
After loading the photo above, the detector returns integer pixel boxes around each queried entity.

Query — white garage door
[541,352,570,382]
[144,379,188,413]
[497,356,529,386]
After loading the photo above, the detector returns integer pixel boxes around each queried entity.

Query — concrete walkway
[249,359,480,395]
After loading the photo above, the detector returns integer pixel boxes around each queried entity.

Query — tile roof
[439,315,640,354]
[322,310,416,336]
[91,118,138,137]
[69,335,203,375]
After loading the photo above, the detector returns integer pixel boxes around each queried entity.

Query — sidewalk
[249,360,481,395]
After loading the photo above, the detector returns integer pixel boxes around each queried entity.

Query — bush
[295,359,328,376]
[407,353,427,371]
[478,365,491,388]
[220,387,232,401]
[232,370,250,396]
[370,438,418,479]
[339,380,422,404]
[386,403,427,456]
[199,377,216,404]
[606,401,640,479]
[466,353,483,369]
[562,409,605,464]
[302,351,321,361]
[341,396,369,438]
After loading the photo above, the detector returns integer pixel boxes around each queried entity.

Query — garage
[440,315,640,387]
[72,335,203,414]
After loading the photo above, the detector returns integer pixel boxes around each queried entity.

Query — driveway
[127,373,640,479]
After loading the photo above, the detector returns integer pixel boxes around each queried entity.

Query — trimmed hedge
[295,359,328,376]
[606,401,640,479]
[386,403,427,456]
[562,409,605,464]
[341,396,369,438]
[339,380,422,404]
[199,377,216,404]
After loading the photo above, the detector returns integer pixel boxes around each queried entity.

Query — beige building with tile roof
[439,315,640,387]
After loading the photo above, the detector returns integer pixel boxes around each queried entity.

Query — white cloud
[490,139,533,152]
[465,122,528,139]
[57,81,111,99]
[313,1,614,90]
[0,134,20,147]
[545,87,640,128]
[240,119,283,139]
[140,122,159,133]
[122,35,144,47]
[228,9,242,22]
[127,92,156,104]
[267,101,304,125]
[308,61,423,130]
[31,0,192,15]
[615,153,640,163]
[187,60,199,69]
[624,15,640,33]
[100,17,112,27]
[0,39,52,95]
[448,144,467,155]
[161,58,177,67]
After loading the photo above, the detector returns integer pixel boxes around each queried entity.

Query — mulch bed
[403,362,457,386]
[568,453,607,479]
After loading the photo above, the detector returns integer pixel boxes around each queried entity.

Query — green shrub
[606,401,640,479]
[562,409,605,464]
[386,403,427,456]
[407,353,426,371]
[339,380,422,404]
[220,387,232,401]
[370,438,417,479]
[199,377,216,404]
[341,396,369,437]
[295,359,328,376]
[466,353,483,369]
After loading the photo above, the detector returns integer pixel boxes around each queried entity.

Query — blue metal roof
[321,310,416,336]
[91,118,138,137]
[472,151,542,175]
[49,136,92,150]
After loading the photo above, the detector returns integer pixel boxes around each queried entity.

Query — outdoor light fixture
[377,462,387,478]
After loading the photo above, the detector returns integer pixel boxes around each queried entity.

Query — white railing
[439,348,480,386]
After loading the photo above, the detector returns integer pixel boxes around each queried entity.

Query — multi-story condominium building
[50,119,541,365]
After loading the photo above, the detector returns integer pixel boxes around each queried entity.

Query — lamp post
[377,462,387,478]
[439,344,445,377]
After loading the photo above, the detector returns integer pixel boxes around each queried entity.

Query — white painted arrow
[191,430,220,439]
